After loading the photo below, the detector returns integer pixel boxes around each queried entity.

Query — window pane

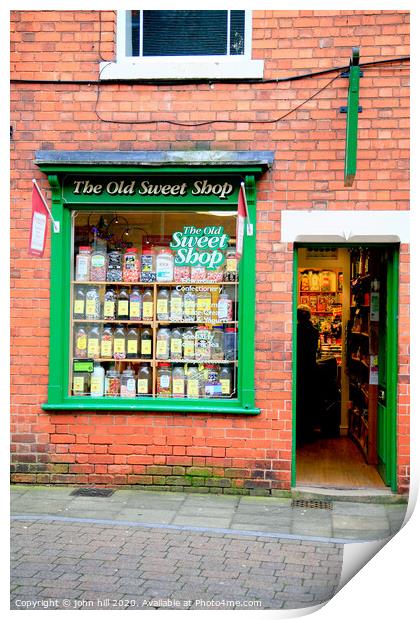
[129,10,140,57]
[142,11,228,56]
[230,11,245,56]
[71,211,239,400]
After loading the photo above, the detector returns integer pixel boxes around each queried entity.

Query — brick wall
[10,10,410,494]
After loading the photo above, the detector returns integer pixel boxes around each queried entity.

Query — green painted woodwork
[291,247,299,488]
[38,163,263,415]
[344,48,361,187]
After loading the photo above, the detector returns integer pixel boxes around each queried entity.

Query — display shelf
[72,319,154,324]
[73,280,238,287]
[347,248,379,465]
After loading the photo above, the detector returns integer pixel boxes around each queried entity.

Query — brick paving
[10,518,343,610]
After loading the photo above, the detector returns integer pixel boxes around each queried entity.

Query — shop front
[37,151,273,419]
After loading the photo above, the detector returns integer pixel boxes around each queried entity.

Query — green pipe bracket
[342,47,362,188]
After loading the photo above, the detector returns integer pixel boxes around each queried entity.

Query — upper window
[99,10,264,81]
[126,10,246,58]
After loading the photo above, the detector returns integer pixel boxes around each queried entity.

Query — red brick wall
[10,10,410,494]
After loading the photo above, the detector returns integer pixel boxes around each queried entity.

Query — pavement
[10,485,408,611]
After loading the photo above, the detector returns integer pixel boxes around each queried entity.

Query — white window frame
[99,10,264,81]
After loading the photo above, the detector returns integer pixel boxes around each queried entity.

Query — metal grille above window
[127,10,245,58]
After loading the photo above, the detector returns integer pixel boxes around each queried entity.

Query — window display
[70,210,239,400]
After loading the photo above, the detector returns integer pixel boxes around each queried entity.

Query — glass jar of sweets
[129,287,142,320]
[105,367,120,397]
[137,364,152,397]
[107,250,122,282]
[142,288,154,321]
[123,248,140,283]
[75,246,91,282]
[156,327,171,360]
[157,362,171,397]
[156,288,170,321]
[85,285,100,320]
[90,248,107,281]
[103,288,116,320]
[120,368,136,398]
[113,325,126,360]
[126,326,139,359]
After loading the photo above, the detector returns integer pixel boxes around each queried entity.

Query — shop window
[99,10,264,80]
[37,164,264,415]
[71,210,239,402]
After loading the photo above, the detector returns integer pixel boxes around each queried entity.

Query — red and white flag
[236,182,252,260]
[28,182,49,257]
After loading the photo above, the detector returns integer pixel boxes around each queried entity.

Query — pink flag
[29,183,49,257]
[236,182,248,260]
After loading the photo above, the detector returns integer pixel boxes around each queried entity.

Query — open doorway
[294,244,398,491]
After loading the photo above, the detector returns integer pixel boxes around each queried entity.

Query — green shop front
[37,150,274,416]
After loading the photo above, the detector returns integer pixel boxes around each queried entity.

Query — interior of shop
[296,245,390,490]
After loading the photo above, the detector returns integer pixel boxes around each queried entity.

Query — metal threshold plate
[292,499,333,510]
[70,487,115,498]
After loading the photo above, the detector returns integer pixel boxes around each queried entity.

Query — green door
[376,246,399,491]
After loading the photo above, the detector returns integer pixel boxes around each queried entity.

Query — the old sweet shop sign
[62,175,239,204]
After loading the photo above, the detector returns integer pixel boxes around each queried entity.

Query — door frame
[291,242,399,491]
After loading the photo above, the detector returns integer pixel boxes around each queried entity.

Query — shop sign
[170,226,230,270]
[62,175,239,205]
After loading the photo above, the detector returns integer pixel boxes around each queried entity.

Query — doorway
[293,244,398,491]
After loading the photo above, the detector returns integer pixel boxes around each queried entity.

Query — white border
[281,210,410,243]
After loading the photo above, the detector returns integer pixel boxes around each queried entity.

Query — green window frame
[37,155,270,415]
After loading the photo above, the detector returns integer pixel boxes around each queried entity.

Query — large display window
[70,210,239,400]
[35,156,270,414]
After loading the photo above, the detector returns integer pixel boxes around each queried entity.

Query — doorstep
[292,486,408,505]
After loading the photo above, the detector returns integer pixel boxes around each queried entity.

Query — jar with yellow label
[183,288,196,321]
[186,365,200,399]
[156,327,170,360]
[142,288,154,321]
[100,325,113,359]
[140,327,152,359]
[90,362,105,397]
[103,288,116,320]
[172,365,185,398]
[85,286,100,320]
[117,288,130,320]
[73,285,86,319]
[73,371,89,396]
[126,326,139,359]
[113,325,126,360]
[129,287,142,320]
[170,327,183,360]
[169,288,183,321]
[157,288,170,321]
[74,325,88,359]
[196,289,212,322]
[137,364,152,396]
[182,327,195,360]
[219,366,233,398]
[87,325,101,360]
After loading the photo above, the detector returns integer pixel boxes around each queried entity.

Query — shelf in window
[72,319,154,324]
[157,359,237,364]
[350,356,369,368]
[351,331,369,337]
[156,320,238,325]
[72,280,238,287]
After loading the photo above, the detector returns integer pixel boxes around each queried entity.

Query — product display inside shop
[70,211,239,400]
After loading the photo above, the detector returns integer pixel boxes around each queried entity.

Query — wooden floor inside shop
[296,436,387,489]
